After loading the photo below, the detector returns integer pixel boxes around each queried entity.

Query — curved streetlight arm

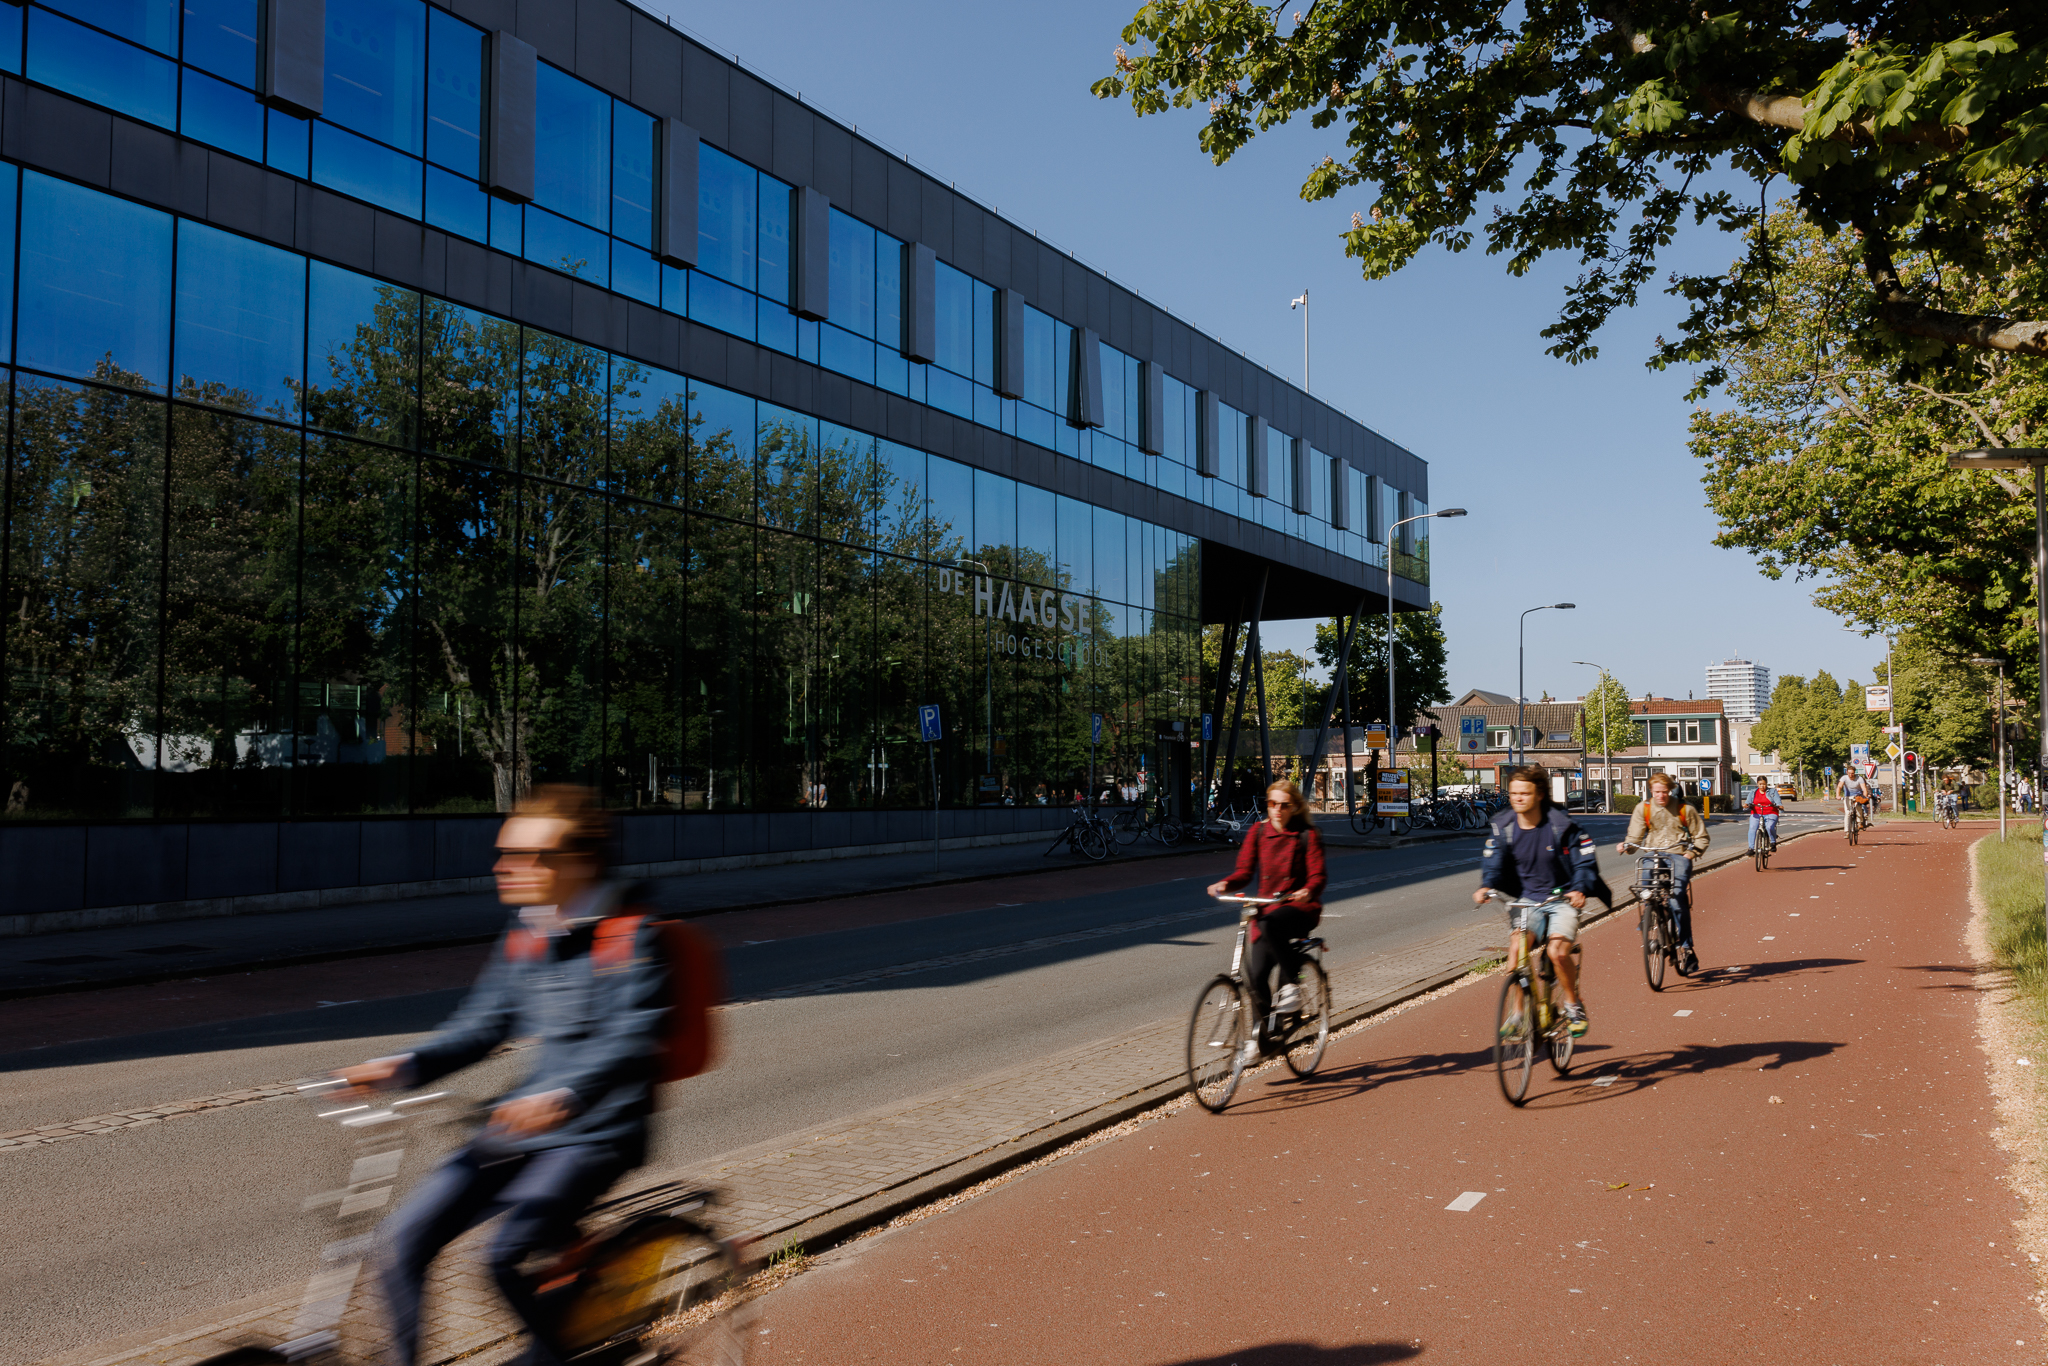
[1514,602,1574,767]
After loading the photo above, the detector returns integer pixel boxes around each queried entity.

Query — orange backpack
[595,914,724,1084]
[508,912,725,1085]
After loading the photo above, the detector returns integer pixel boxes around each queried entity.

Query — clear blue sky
[636,0,1884,704]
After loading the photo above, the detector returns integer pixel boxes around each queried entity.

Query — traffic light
[1903,751,1919,772]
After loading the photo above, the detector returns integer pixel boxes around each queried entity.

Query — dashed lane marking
[1445,1191,1487,1212]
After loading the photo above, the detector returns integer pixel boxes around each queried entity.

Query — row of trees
[1751,638,2010,785]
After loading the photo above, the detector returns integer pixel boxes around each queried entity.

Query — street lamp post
[1969,656,2009,841]
[1574,660,1614,810]
[1518,603,1576,767]
[1386,509,1467,775]
[1948,447,2048,941]
[1290,291,1309,394]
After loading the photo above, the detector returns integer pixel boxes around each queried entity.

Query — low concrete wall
[0,808,1072,936]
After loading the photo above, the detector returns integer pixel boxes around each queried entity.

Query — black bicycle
[1485,892,1579,1105]
[1624,842,1693,990]
[1185,894,1332,1112]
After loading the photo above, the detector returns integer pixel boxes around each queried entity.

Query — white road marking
[1762,936,1776,940]
[1444,1191,1487,1212]
[1673,1009,1692,1017]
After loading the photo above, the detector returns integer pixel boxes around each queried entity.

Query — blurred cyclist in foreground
[337,785,671,1366]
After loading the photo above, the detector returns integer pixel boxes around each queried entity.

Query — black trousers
[1246,906,1319,1023]
[378,1139,632,1366]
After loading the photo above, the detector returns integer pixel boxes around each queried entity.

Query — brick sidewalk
[32,826,1807,1366]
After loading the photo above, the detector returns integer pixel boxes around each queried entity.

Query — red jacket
[1223,821,1328,929]
[1748,786,1780,814]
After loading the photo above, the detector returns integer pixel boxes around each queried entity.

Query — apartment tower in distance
[1706,658,1771,722]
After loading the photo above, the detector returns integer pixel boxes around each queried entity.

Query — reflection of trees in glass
[4,370,166,816]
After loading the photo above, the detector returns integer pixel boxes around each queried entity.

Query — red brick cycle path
[747,824,2040,1364]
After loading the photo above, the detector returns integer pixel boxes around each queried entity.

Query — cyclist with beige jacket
[1620,774,1708,974]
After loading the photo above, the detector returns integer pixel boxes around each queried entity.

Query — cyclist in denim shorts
[1474,764,1603,1035]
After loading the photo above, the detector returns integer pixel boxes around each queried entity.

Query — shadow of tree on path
[1149,1344,1423,1365]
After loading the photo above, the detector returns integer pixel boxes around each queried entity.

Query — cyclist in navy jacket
[1474,765,1604,1035]
[339,785,670,1366]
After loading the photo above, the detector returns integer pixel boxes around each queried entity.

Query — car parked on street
[1563,789,1604,812]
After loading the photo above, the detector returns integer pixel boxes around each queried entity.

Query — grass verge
[1978,832,2048,1034]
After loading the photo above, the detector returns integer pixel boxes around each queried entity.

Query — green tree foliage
[1094,2,2048,366]
[1749,669,1885,779]
[1572,673,1647,755]
[1690,215,2044,723]
[1310,602,1452,733]
[1886,632,1999,770]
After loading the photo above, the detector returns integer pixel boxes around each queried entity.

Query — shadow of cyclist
[1514,1036,1844,1109]
[1151,1343,1423,1365]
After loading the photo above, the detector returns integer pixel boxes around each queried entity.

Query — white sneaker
[1237,1040,1259,1069]
[1274,982,1303,1013]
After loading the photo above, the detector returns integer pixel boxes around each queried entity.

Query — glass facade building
[0,0,1432,921]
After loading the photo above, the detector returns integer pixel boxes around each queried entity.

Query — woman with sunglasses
[1208,777,1328,1030]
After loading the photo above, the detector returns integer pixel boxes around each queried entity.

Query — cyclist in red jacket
[1746,775,1781,854]
[1207,777,1327,1054]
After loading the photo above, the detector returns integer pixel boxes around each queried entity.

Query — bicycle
[1112,800,1185,847]
[1622,842,1692,990]
[1185,893,1332,1113]
[1937,792,1960,829]
[1046,801,1114,860]
[1485,892,1579,1105]
[203,1080,749,1366]
[1842,796,1870,845]
[1748,818,1776,873]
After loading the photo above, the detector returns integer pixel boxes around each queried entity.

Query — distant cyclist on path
[1747,775,1781,854]
[1620,773,1708,975]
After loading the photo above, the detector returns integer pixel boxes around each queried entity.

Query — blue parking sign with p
[1091,713,1103,745]
[918,704,943,743]
[1202,713,1214,742]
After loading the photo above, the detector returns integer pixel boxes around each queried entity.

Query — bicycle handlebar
[1212,893,1285,906]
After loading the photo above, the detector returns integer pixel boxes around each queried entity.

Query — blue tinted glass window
[425,163,486,241]
[612,102,654,247]
[659,262,685,314]
[46,0,176,53]
[755,296,792,352]
[312,122,422,217]
[19,173,171,389]
[306,261,417,439]
[972,282,994,387]
[973,470,1014,558]
[695,145,755,291]
[1093,506,1126,603]
[534,63,607,228]
[489,195,521,253]
[758,175,790,304]
[1015,402,1053,452]
[0,169,16,361]
[926,366,972,420]
[174,222,304,413]
[820,325,873,385]
[182,0,256,84]
[688,272,754,341]
[933,263,971,377]
[1100,344,1126,441]
[425,9,481,174]
[525,207,608,285]
[1016,482,1053,581]
[875,232,901,355]
[926,454,971,552]
[325,0,424,153]
[181,67,263,161]
[1022,306,1054,410]
[612,245,658,305]
[267,107,309,176]
[0,7,20,73]
[827,209,875,340]
[27,10,175,128]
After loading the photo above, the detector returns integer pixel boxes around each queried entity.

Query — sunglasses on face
[1266,799,1296,808]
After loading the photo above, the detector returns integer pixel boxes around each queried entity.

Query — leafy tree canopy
[1094,0,2048,368]
[1311,600,1452,734]
[1749,668,1884,777]
[1573,672,1648,754]
[1691,214,2043,715]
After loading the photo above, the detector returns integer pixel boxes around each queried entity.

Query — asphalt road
[0,809,1828,1365]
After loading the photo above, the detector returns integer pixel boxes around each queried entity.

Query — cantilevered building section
[0,0,1434,926]
[1706,659,1771,723]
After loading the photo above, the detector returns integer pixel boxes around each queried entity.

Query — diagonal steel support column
[1202,614,1241,809]
[1249,569,1273,798]
[1305,596,1368,803]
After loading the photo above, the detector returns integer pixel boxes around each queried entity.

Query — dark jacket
[1223,820,1328,928]
[407,881,670,1160]
[1478,805,1602,901]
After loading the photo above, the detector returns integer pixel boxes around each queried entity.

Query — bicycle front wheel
[1752,842,1768,873]
[1078,826,1110,861]
[1281,962,1332,1078]
[1186,976,1250,1112]
[1548,1016,1575,1075]
[558,1214,745,1364]
[1640,909,1666,991]
[1112,814,1142,846]
[1156,818,1185,847]
[1494,972,1536,1106]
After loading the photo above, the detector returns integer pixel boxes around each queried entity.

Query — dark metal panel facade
[655,118,697,267]
[259,0,325,119]
[484,29,536,202]
[791,184,829,320]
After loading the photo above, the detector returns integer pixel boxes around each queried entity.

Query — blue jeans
[1747,813,1778,849]
[1639,854,1696,948]
[378,1140,631,1366]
